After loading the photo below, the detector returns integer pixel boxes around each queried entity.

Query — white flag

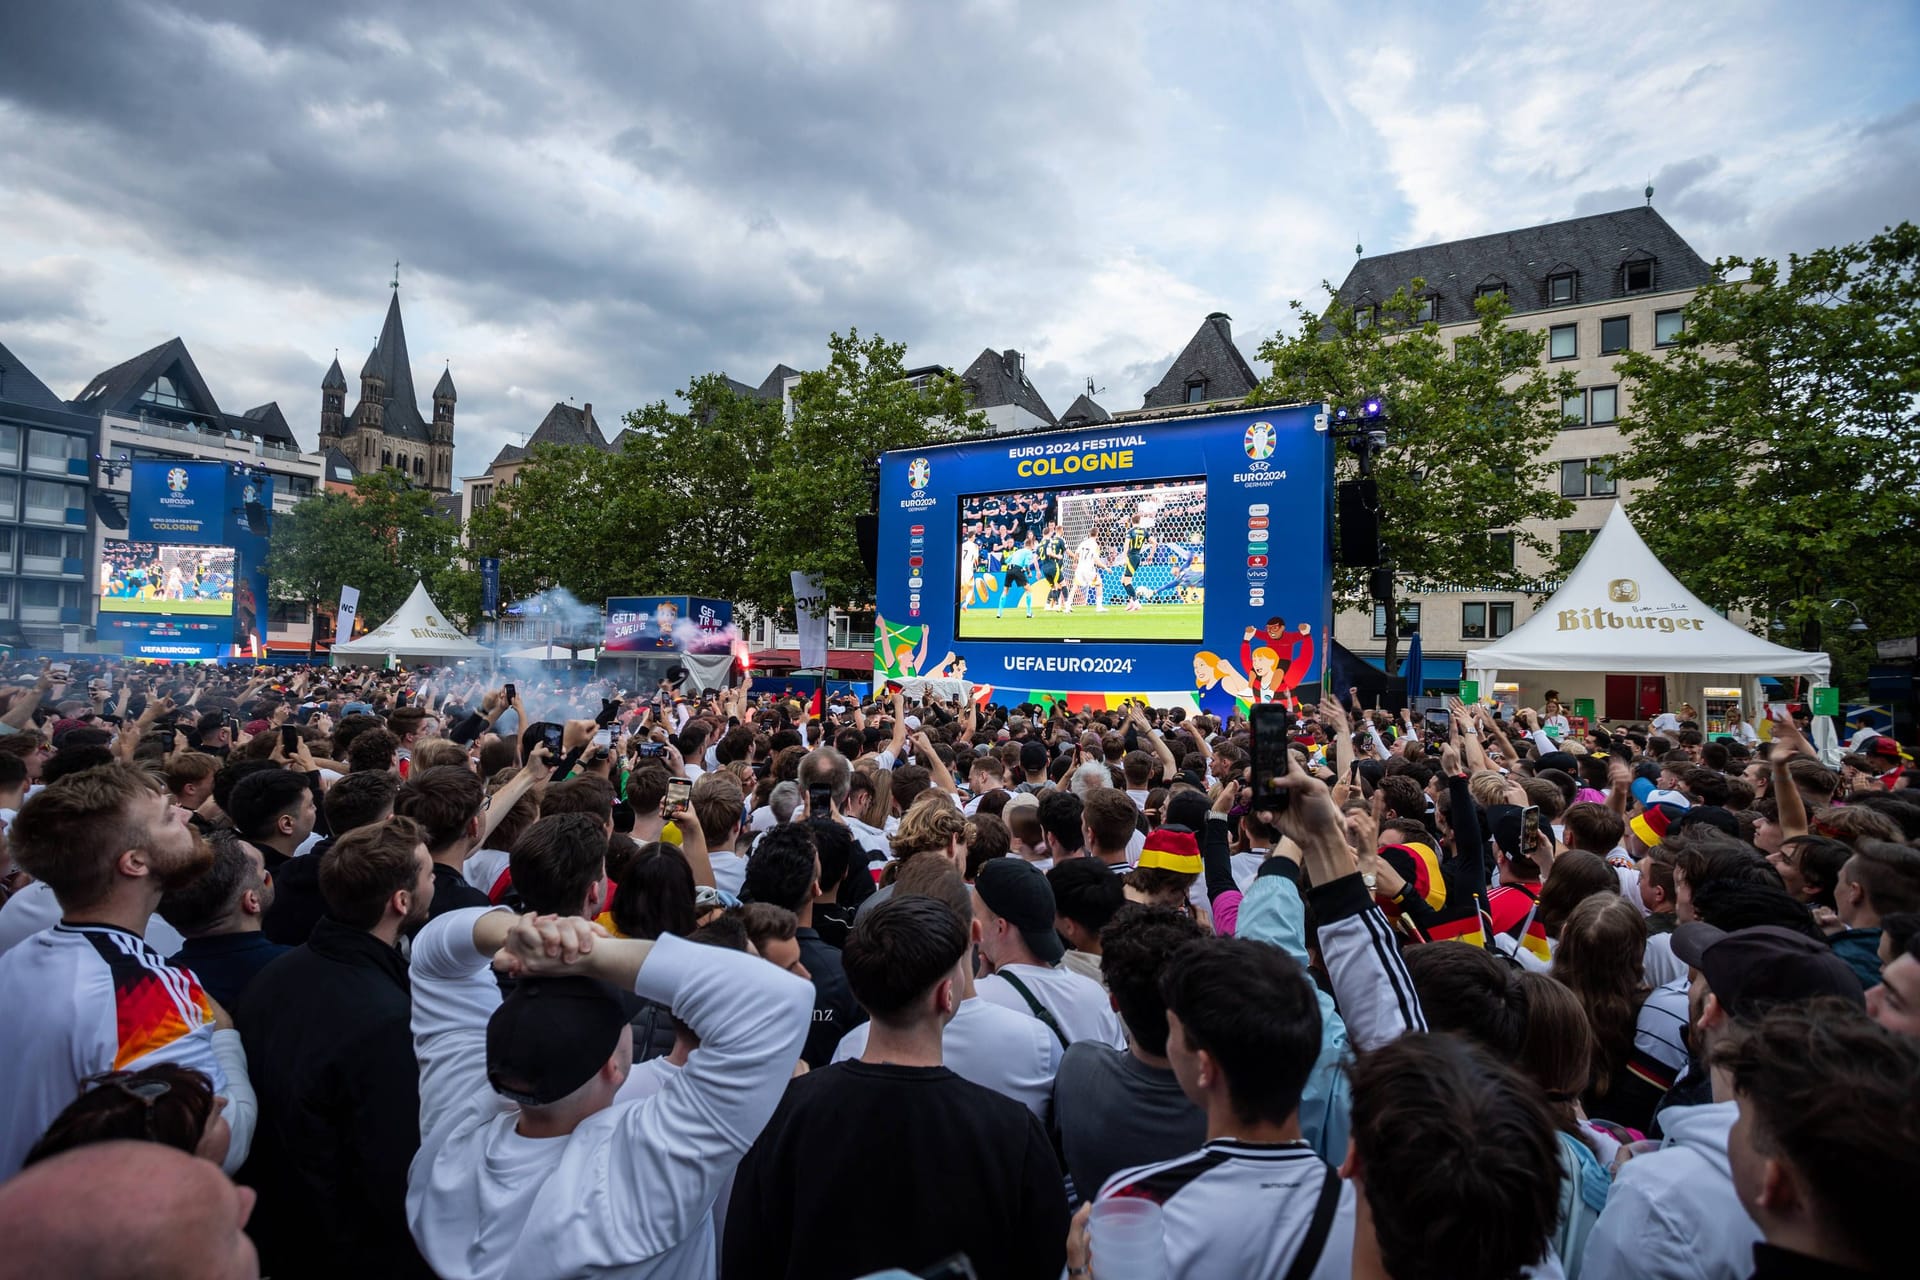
[790,572,828,671]
[334,586,360,647]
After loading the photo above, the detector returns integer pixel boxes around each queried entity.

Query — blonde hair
[1468,770,1509,810]
[889,791,973,861]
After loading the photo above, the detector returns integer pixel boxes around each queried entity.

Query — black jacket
[261,838,332,947]
[236,917,430,1279]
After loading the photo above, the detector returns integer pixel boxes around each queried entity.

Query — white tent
[1465,503,1829,686]
[330,580,491,664]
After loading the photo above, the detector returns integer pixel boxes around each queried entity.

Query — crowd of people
[0,654,1915,1279]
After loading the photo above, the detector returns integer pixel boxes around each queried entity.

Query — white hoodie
[1580,1100,1761,1280]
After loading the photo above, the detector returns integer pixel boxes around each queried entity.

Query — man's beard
[155,833,216,892]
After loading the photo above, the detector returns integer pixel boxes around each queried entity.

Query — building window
[140,375,190,409]
[413,456,424,475]
[1185,380,1207,403]
[1590,386,1619,424]
[0,424,17,467]
[26,431,86,472]
[1476,282,1507,302]
[1548,273,1576,305]
[1417,296,1436,323]
[1600,316,1630,355]
[23,479,79,520]
[0,475,16,519]
[1561,460,1591,497]
[1490,602,1514,637]
[1491,531,1515,567]
[1463,602,1488,639]
[1372,602,1420,639]
[22,530,77,559]
[1353,305,1376,331]
[1655,309,1684,346]
[1563,391,1586,425]
[1591,458,1616,496]
[1549,324,1577,360]
[382,450,392,466]
[1622,260,1655,292]
[1560,528,1597,559]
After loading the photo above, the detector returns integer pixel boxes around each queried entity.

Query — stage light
[1363,398,1383,418]
[1336,407,1350,421]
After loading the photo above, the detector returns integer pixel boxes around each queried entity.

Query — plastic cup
[1089,1197,1168,1280]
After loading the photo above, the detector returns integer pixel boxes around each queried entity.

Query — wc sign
[790,571,830,670]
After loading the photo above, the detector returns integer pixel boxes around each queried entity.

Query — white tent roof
[331,581,491,659]
[1464,503,1829,683]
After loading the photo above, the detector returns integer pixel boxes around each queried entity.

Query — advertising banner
[129,461,227,541]
[604,596,735,653]
[791,572,828,670]
[874,405,1333,712]
[335,586,361,647]
[480,558,500,618]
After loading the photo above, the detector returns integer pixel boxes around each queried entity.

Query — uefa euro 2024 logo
[1242,422,1275,461]
[166,467,190,493]
[907,458,931,491]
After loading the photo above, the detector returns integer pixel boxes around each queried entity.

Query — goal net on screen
[1054,482,1207,602]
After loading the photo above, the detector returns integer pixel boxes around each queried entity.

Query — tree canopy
[1608,221,1920,659]
[266,470,467,627]
[1252,283,1575,672]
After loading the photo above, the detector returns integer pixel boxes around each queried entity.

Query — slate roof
[1140,314,1260,410]
[721,376,760,400]
[488,402,609,469]
[0,341,69,412]
[1333,206,1715,323]
[235,402,297,446]
[321,356,347,392]
[431,493,462,522]
[433,365,457,403]
[322,446,359,485]
[348,292,430,443]
[70,337,225,419]
[1058,393,1111,427]
[960,348,1056,424]
[755,363,801,401]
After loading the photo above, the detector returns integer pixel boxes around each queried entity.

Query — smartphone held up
[1249,704,1292,813]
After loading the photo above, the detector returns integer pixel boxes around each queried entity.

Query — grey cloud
[0,258,99,326]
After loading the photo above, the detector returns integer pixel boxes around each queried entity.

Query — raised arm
[913,730,959,796]
[1130,703,1178,783]
[1769,726,1811,839]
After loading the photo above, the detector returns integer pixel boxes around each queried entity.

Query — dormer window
[140,375,189,410]
[1185,379,1208,404]
[1475,280,1507,302]
[1548,272,1576,305]
[1417,296,1437,323]
[1354,304,1376,330]
[1621,259,1655,292]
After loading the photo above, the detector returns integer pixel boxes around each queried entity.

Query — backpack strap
[1282,1164,1343,1280]
[997,970,1071,1050]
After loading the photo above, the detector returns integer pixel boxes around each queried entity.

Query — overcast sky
[3,0,1915,483]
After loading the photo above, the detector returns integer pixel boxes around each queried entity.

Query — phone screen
[593,728,612,749]
[1520,804,1541,849]
[503,683,516,701]
[665,777,692,816]
[541,725,564,755]
[281,725,300,754]
[808,783,834,816]
[1249,704,1292,811]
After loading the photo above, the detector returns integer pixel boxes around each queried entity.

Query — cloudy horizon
[2,0,1915,483]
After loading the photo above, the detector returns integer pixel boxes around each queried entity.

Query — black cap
[486,976,632,1105]
[974,857,1066,964]
[1678,805,1739,837]
[1164,789,1211,831]
[1020,741,1049,772]
[1671,924,1865,1020]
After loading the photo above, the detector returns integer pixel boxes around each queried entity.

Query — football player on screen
[1118,510,1155,612]
[1066,528,1106,614]
[1037,521,1067,611]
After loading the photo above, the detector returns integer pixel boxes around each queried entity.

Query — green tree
[744,329,989,619]
[1253,284,1576,673]
[1608,222,1920,669]
[463,443,658,606]
[266,470,468,634]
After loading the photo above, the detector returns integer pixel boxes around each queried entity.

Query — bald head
[0,1141,257,1278]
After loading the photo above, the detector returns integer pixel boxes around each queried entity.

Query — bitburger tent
[330,580,491,664]
[1464,503,1829,686]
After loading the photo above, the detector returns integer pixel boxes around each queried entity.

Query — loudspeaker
[1369,566,1394,601]
[854,513,879,577]
[1336,478,1381,568]
[245,500,269,536]
[92,493,128,530]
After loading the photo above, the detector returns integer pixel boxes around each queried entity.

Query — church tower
[318,354,346,454]
[431,365,456,491]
